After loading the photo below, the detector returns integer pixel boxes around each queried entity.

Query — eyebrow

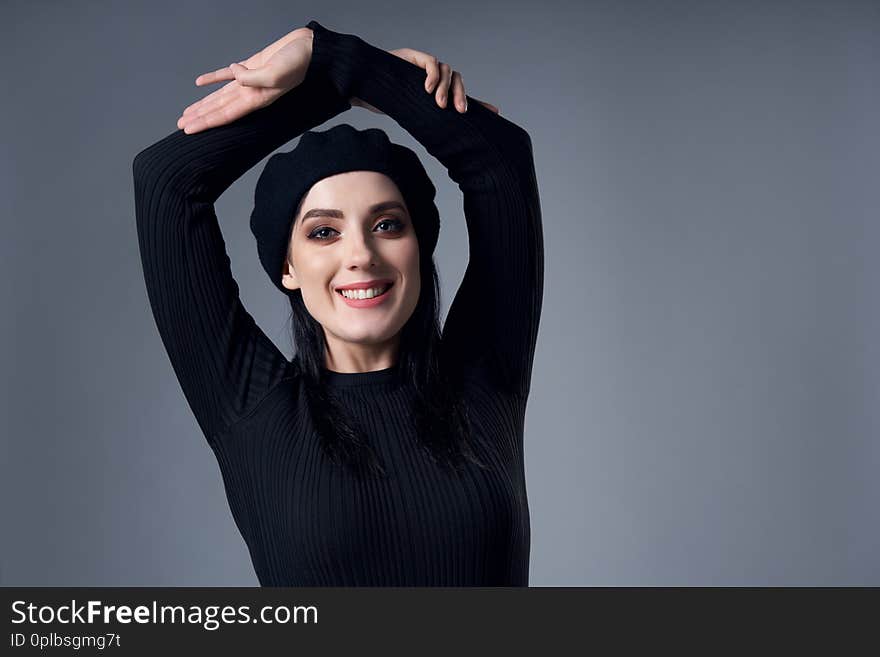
[300,201,408,224]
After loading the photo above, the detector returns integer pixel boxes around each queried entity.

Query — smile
[336,282,394,308]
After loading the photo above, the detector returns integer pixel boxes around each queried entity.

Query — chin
[340,324,400,345]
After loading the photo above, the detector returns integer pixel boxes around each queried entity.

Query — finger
[178,85,244,130]
[195,64,238,87]
[450,71,467,112]
[229,61,275,88]
[182,94,254,134]
[181,79,238,117]
[436,62,452,108]
[393,49,441,94]
[179,84,239,127]
[423,55,440,94]
[388,48,440,93]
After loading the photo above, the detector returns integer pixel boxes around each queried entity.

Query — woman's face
[282,170,421,354]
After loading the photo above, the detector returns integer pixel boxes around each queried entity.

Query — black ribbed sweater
[132,20,543,586]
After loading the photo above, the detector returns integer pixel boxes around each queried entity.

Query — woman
[132,20,543,586]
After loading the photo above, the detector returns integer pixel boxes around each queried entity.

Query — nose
[343,226,378,270]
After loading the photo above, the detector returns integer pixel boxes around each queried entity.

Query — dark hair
[284,209,488,480]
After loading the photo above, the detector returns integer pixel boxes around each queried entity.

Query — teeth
[340,285,389,300]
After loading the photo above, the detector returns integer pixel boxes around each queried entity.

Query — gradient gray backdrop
[2,0,878,585]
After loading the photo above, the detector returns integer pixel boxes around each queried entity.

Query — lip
[334,278,394,291]
[335,281,394,308]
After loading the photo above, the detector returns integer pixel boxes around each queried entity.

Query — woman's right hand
[177,27,314,134]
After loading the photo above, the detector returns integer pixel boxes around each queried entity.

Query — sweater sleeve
[305,20,544,400]
[132,62,352,443]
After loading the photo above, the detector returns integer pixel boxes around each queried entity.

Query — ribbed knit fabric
[132,20,543,586]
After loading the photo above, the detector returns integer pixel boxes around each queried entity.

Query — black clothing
[132,20,543,586]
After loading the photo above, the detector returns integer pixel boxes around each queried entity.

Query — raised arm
[132,70,351,444]
[305,20,544,400]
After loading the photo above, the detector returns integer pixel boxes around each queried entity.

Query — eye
[306,226,339,241]
[306,217,405,241]
[375,217,405,233]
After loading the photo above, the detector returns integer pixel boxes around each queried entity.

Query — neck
[322,332,400,373]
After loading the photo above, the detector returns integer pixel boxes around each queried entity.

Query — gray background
[2,0,877,585]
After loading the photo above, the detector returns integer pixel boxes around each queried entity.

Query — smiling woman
[273,152,459,482]
[280,169,422,375]
[132,19,542,587]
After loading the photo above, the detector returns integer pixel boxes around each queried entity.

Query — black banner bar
[2,588,876,653]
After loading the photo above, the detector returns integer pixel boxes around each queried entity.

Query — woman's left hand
[351,47,499,116]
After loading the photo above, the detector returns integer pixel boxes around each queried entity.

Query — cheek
[391,237,421,275]
[291,248,335,303]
